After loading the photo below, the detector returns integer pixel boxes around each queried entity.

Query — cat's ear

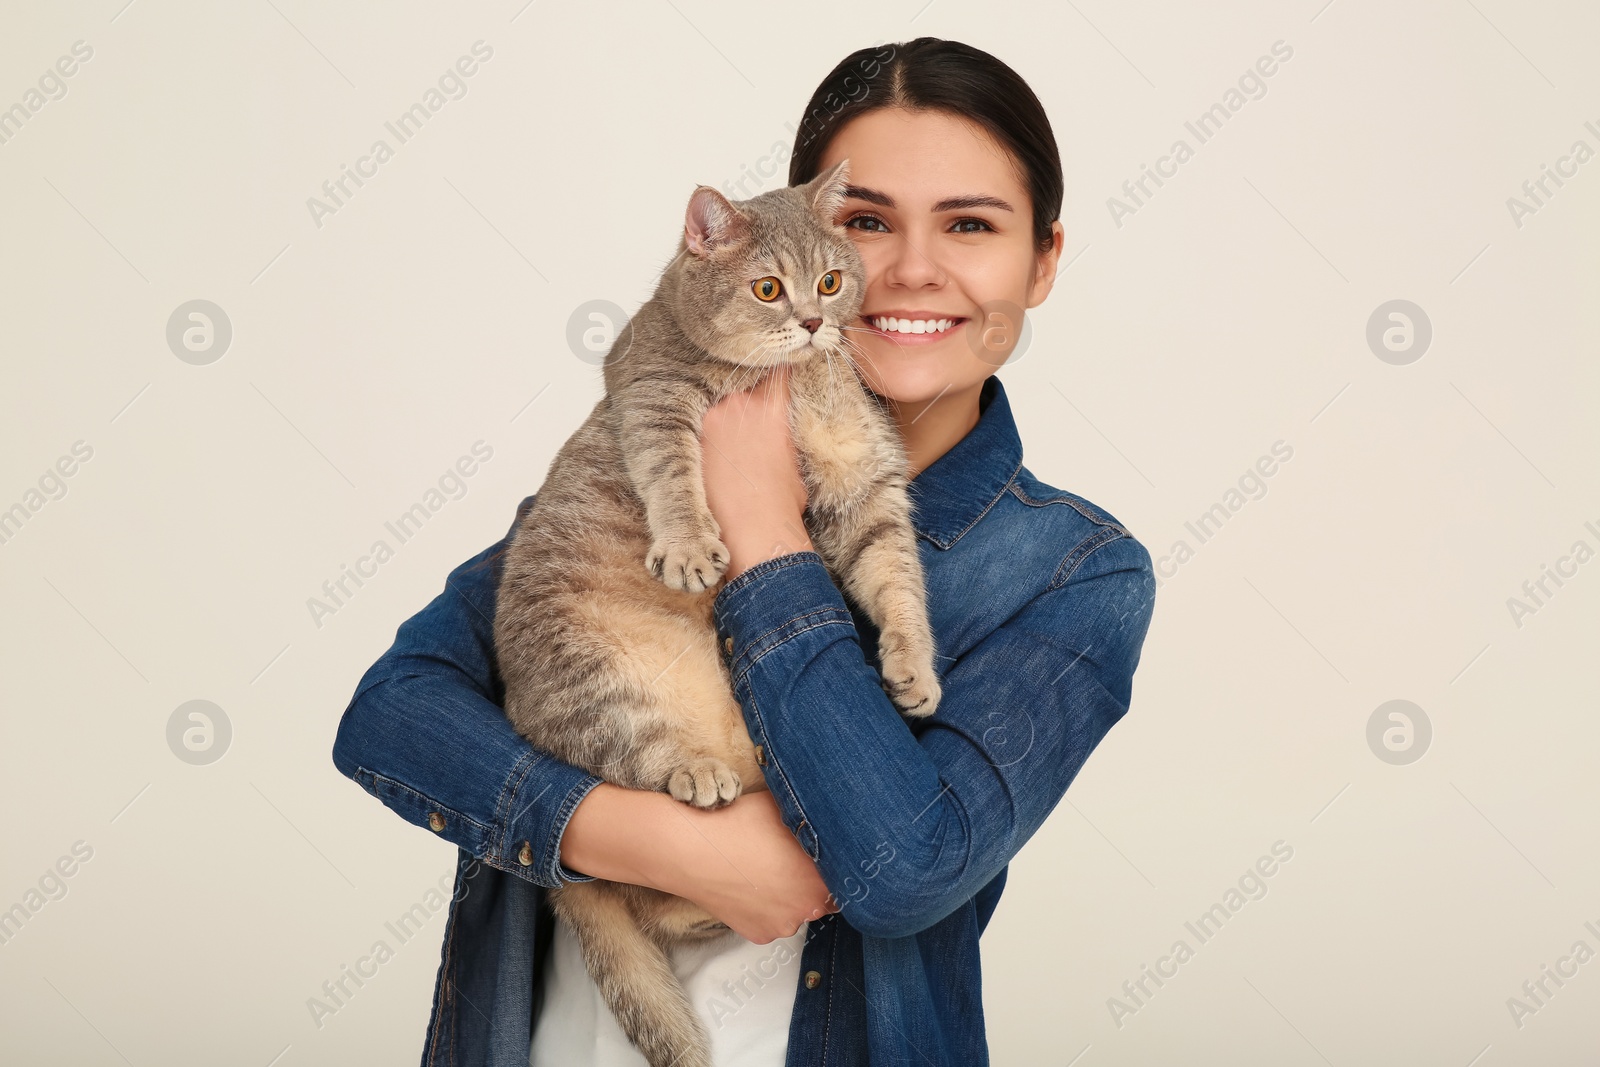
[805,158,852,227]
[684,186,750,257]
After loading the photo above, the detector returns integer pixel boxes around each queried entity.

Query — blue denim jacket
[332,374,1156,1066]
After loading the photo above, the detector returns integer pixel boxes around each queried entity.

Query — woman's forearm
[559,781,765,897]
[560,782,690,892]
[561,782,840,944]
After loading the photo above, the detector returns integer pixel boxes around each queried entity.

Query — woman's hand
[663,789,841,944]
[701,364,813,581]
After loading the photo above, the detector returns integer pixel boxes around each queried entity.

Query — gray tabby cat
[492,159,940,1067]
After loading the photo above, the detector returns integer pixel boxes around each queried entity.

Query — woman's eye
[845,214,992,234]
[844,214,888,234]
[752,276,783,301]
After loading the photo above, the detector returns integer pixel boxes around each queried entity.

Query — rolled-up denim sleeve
[711,532,1156,940]
[331,495,606,890]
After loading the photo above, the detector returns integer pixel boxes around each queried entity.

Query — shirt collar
[907,375,1024,550]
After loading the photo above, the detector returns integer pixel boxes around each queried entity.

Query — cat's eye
[817,271,842,296]
[752,277,783,302]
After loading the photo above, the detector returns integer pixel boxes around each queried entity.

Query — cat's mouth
[774,333,828,359]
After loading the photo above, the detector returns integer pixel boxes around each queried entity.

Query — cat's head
[668,159,865,370]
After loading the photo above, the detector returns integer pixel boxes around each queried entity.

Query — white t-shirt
[530,916,809,1066]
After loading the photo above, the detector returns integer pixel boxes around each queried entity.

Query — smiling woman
[784,44,1067,477]
[333,35,1157,1067]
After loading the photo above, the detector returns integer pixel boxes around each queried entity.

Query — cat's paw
[667,757,742,809]
[646,533,730,594]
[878,641,942,718]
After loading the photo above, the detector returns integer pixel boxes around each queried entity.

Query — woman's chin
[845,334,987,403]
[861,370,979,410]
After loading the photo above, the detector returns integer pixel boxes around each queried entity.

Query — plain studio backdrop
[2,1,1596,1064]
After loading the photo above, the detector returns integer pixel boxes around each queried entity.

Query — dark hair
[787,38,1063,254]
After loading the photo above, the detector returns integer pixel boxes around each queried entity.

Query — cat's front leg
[813,500,943,718]
[613,380,729,594]
[790,376,942,717]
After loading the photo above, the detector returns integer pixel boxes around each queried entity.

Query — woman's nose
[882,234,946,289]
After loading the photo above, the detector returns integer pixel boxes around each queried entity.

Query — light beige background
[2,1,1596,1064]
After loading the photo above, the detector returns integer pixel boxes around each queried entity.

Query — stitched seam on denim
[939,455,1024,548]
[350,765,380,798]
[541,775,603,888]
[425,862,460,1067]
[494,747,544,860]
[714,550,823,604]
[821,917,837,1063]
[1049,527,1128,590]
[495,746,546,865]
[725,605,850,682]
[737,606,845,655]
[730,614,855,687]
[737,676,814,865]
[1009,481,1130,535]
[363,769,492,840]
[551,776,606,885]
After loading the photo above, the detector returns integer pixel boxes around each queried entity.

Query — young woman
[333,37,1156,1067]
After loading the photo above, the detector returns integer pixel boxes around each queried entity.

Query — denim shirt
[332,374,1156,1066]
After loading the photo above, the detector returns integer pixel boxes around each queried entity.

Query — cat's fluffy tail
[549,881,712,1067]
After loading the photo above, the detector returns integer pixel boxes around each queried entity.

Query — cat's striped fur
[492,159,940,1067]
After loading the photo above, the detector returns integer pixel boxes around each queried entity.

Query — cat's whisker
[836,334,884,381]
[733,337,775,378]
[834,338,894,416]
[819,347,841,397]
[834,327,891,368]
[726,339,784,433]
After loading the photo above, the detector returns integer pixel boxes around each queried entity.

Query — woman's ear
[685,185,750,257]
[804,158,851,226]
[1026,220,1066,309]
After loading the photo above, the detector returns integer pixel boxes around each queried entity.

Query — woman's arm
[563,783,840,944]
[711,540,1156,940]
[699,374,1158,940]
[332,493,840,940]
[331,495,609,889]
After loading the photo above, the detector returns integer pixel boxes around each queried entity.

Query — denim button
[723,635,733,656]
[517,842,533,866]
[754,744,765,767]
[428,811,446,832]
[804,970,821,989]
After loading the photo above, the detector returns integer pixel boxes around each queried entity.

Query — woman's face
[817,107,1064,407]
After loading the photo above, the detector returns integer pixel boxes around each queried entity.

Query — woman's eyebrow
[843,185,1015,213]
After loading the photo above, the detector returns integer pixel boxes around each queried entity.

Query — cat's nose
[800,318,822,334]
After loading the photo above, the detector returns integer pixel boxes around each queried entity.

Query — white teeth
[870,316,955,334]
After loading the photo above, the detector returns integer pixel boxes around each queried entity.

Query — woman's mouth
[862,314,968,345]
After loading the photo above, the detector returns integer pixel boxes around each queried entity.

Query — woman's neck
[889,380,986,480]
